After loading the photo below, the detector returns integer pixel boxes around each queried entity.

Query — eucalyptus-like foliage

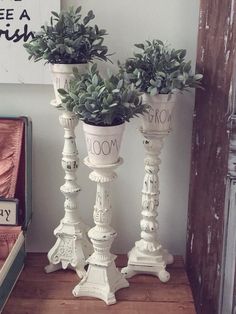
[120,40,203,95]
[24,6,110,64]
[58,64,148,126]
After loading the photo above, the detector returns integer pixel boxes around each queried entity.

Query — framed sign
[0,199,18,225]
[0,0,60,84]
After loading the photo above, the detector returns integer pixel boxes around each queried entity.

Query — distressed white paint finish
[190,233,194,253]
[45,110,92,277]
[220,66,236,314]
[122,97,175,282]
[73,157,129,304]
[220,179,236,314]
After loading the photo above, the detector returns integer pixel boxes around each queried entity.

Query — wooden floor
[3,254,196,314]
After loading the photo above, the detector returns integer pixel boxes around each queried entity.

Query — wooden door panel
[186,0,236,313]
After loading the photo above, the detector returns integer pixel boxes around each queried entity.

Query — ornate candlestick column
[73,157,129,305]
[122,94,175,282]
[45,111,92,277]
[122,132,173,282]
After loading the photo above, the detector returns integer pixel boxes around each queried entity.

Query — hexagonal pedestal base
[73,261,129,305]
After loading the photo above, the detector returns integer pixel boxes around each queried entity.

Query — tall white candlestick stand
[73,157,129,305]
[121,130,174,282]
[45,111,92,277]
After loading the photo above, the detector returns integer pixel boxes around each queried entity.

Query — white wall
[0,0,200,256]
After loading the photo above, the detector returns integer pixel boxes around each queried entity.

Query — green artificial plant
[24,6,110,64]
[120,39,203,95]
[58,64,148,126]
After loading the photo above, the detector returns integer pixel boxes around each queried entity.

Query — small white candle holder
[121,129,174,282]
[73,157,129,305]
[45,110,93,278]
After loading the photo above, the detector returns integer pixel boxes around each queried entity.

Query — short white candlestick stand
[45,110,92,277]
[121,130,174,282]
[73,157,129,305]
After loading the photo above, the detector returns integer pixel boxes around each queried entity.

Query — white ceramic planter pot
[141,93,177,133]
[50,63,88,105]
[83,122,125,165]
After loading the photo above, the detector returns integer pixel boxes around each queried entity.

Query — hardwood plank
[11,280,193,303]
[20,267,78,282]
[116,283,194,303]
[3,298,195,314]
[20,266,189,285]
[26,253,48,266]
[26,253,184,268]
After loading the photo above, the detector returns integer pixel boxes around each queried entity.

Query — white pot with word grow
[141,94,177,133]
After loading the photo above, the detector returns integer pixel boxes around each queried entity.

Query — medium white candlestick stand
[73,157,129,305]
[45,111,92,277]
[121,130,174,282]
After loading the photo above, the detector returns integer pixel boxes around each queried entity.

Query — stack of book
[0,117,32,311]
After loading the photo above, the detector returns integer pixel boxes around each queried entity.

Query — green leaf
[107,94,113,104]
[101,109,109,114]
[87,10,94,17]
[157,71,166,78]
[51,11,59,18]
[65,47,74,54]
[74,37,82,46]
[58,88,67,96]
[194,74,203,80]
[173,79,182,89]
[69,92,79,101]
[150,79,156,86]
[98,86,106,96]
[87,85,95,93]
[90,63,97,74]
[156,39,164,46]
[135,79,142,86]
[75,6,82,14]
[179,49,186,59]
[83,16,90,25]
[117,79,123,89]
[177,75,184,81]
[134,53,143,59]
[150,87,158,96]
[134,43,145,50]
[99,29,107,36]
[183,61,191,72]
[92,74,98,86]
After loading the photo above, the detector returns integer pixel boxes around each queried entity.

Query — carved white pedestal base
[73,157,129,304]
[73,260,128,305]
[45,110,93,277]
[122,247,173,282]
[45,220,92,278]
[121,130,174,282]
